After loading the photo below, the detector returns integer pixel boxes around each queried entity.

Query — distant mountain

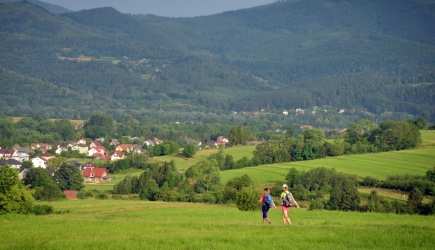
[0,1,434,121]
[0,0,71,14]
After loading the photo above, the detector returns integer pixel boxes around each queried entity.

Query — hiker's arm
[293,197,300,208]
[272,200,277,210]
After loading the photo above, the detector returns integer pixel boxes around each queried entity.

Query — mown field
[84,131,435,193]
[219,145,435,184]
[1,200,434,250]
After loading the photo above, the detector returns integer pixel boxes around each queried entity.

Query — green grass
[153,146,256,172]
[1,200,434,249]
[421,130,435,147]
[220,145,435,184]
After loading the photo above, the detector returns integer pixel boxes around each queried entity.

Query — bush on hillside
[235,187,261,211]
[32,204,54,215]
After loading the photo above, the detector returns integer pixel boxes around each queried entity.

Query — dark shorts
[262,205,270,218]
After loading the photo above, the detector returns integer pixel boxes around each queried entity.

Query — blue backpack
[264,194,273,208]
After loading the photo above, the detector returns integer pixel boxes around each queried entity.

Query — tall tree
[183,143,197,158]
[84,113,115,139]
[53,163,84,191]
[228,125,248,146]
[0,166,35,214]
[328,174,360,211]
[23,168,54,188]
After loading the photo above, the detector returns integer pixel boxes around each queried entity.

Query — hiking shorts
[281,205,290,212]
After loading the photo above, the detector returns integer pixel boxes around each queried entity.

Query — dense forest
[0,0,434,123]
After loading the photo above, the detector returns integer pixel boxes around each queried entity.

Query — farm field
[219,145,435,184]
[1,200,434,250]
[153,145,256,172]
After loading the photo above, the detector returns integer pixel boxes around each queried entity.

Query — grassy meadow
[219,145,435,184]
[2,131,435,249]
[1,200,435,250]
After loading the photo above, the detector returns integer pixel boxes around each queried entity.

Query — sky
[42,0,277,17]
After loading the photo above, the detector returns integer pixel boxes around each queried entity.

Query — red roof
[118,144,132,150]
[113,151,125,158]
[83,167,108,178]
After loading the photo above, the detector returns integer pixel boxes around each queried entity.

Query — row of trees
[251,119,422,166]
[285,167,435,215]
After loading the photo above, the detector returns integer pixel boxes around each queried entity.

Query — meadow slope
[1,200,434,250]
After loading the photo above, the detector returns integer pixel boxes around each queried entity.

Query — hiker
[279,184,299,225]
[258,187,277,224]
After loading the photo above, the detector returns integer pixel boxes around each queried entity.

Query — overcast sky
[42,0,277,17]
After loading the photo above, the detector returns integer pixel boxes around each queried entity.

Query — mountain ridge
[0,1,434,122]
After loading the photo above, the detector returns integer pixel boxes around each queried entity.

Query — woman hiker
[258,187,277,224]
[279,184,300,225]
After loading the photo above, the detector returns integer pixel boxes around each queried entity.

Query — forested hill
[0,0,71,14]
[0,1,434,122]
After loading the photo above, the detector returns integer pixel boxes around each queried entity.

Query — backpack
[264,194,273,208]
[282,192,293,207]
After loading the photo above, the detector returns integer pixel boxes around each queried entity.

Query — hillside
[0,0,71,14]
[0,1,434,121]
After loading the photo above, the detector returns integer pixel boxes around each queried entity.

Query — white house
[18,152,30,162]
[295,108,305,114]
[110,151,125,161]
[32,157,47,168]
[283,110,289,115]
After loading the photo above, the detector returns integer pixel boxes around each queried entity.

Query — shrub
[235,187,261,211]
[361,176,380,187]
[95,193,108,199]
[378,180,435,195]
[33,204,54,215]
[309,198,325,210]
[76,190,87,200]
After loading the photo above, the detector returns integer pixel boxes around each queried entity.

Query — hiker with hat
[279,184,299,225]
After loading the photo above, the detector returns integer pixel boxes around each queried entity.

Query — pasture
[219,146,435,184]
[1,200,434,249]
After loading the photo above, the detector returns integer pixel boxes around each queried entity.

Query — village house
[18,168,31,180]
[109,139,120,146]
[0,149,19,161]
[17,146,34,156]
[217,136,229,143]
[296,108,305,114]
[144,140,154,147]
[67,140,78,148]
[205,141,218,148]
[115,144,133,153]
[83,162,96,170]
[283,110,289,115]
[39,153,55,161]
[300,125,313,131]
[77,138,87,145]
[110,151,125,161]
[185,138,202,148]
[55,145,68,155]
[132,145,146,154]
[153,138,163,145]
[339,109,346,114]
[87,146,108,157]
[83,167,111,183]
[0,159,22,169]
[18,152,30,162]
[89,140,102,149]
[32,157,47,168]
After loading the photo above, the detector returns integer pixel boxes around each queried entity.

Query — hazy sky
[42,0,277,17]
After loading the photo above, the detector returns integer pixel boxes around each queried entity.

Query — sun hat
[282,184,288,188]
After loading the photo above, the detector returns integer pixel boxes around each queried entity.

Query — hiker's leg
[262,206,268,223]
